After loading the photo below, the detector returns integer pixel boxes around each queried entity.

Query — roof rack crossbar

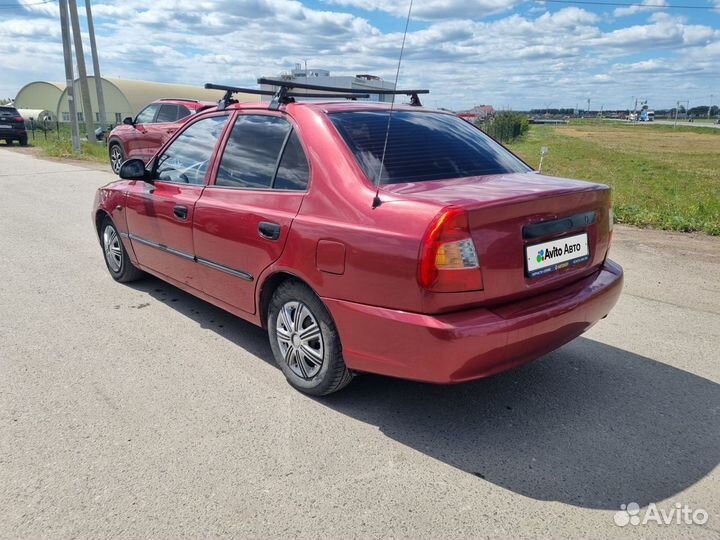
[205,79,427,109]
[257,78,428,97]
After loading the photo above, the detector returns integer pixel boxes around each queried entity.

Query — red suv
[92,87,623,395]
[107,98,213,174]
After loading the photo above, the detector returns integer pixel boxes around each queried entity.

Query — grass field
[24,126,108,164]
[507,121,720,235]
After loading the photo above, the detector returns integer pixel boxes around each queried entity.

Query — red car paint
[93,100,623,384]
[107,98,214,167]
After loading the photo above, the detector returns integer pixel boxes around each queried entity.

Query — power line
[537,0,717,9]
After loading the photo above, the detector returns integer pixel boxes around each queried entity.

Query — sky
[0,0,718,111]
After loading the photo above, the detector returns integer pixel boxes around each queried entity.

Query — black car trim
[126,232,253,281]
[522,211,597,240]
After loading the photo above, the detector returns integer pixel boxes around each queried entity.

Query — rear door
[124,113,230,287]
[193,112,310,313]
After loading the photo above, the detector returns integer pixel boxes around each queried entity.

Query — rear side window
[216,115,291,189]
[274,131,309,191]
[177,106,191,120]
[156,104,179,123]
[329,111,530,184]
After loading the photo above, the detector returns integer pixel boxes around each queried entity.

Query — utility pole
[674,100,679,126]
[85,0,107,136]
[709,94,713,120]
[633,98,638,123]
[59,0,80,152]
[68,0,96,143]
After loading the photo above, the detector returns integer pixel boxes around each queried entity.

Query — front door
[124,113,230,288]
[193,113,310,313]
[126,103,160,160]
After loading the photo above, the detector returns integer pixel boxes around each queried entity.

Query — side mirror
[119,158,151,181]
[123,116,134,126]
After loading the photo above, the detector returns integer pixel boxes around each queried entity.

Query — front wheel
[268,280,352,396]
[100,218,144,283]
[109,143,125,174]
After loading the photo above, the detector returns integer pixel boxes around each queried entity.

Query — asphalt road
[1,148,718,539]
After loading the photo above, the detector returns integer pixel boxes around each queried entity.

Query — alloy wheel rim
[103,225,122,273]
[110,147,122,173]
[276,301,324,379]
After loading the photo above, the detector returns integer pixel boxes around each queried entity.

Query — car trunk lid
[382,172,613,306]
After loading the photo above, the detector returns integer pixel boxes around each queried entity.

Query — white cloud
[322,0,520,20]
[613,0,667,17]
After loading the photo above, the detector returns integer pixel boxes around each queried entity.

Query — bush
[482,112,529,143]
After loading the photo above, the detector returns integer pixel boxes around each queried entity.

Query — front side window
[216,115,291,189]
[329,111,530,185]
[135,104,159,124]
[155,115,228,185]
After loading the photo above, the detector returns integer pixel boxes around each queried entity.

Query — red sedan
[93,96,623,395]
[107,98,214,174]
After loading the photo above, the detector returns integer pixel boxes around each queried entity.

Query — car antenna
[372,0,414,210]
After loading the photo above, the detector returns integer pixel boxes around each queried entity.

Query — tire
[99,217,144,283]
[268,280,353,396]
[109,143,125,175]
[19,135,27,146]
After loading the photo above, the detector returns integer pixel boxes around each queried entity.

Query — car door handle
[173,205,188,220]
[258,221,281,241]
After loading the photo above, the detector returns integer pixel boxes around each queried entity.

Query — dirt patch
[2,145,113,173]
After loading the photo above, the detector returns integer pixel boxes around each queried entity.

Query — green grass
[507,123,720,235]
[25,126,108,164]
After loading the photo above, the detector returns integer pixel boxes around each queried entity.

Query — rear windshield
[329,111,530,184]
[0,107,19,116]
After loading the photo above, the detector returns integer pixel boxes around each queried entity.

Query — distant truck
[639,110,655,122]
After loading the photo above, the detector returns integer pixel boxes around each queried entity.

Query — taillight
[418,207,483,292]
[14,117,23,123]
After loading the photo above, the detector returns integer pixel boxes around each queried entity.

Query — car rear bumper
[0,128,26,138]
[323,259,624,384]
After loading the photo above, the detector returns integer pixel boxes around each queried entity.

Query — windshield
[329,110,530,185]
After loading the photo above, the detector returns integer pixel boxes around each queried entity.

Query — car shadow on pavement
[129,277,720,511]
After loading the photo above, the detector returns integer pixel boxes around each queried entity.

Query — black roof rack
[258,78,428,108]
[205,83,370,111]
[205,78,429,110]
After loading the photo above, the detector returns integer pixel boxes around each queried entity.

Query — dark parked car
[0,106,27,146]
[93,88,622,396]
[107,98,214,173]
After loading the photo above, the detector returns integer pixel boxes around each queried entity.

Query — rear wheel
[19,135,27,146]
[100,217,143,282]
[268,280,352,396]
[109,143,124,174]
